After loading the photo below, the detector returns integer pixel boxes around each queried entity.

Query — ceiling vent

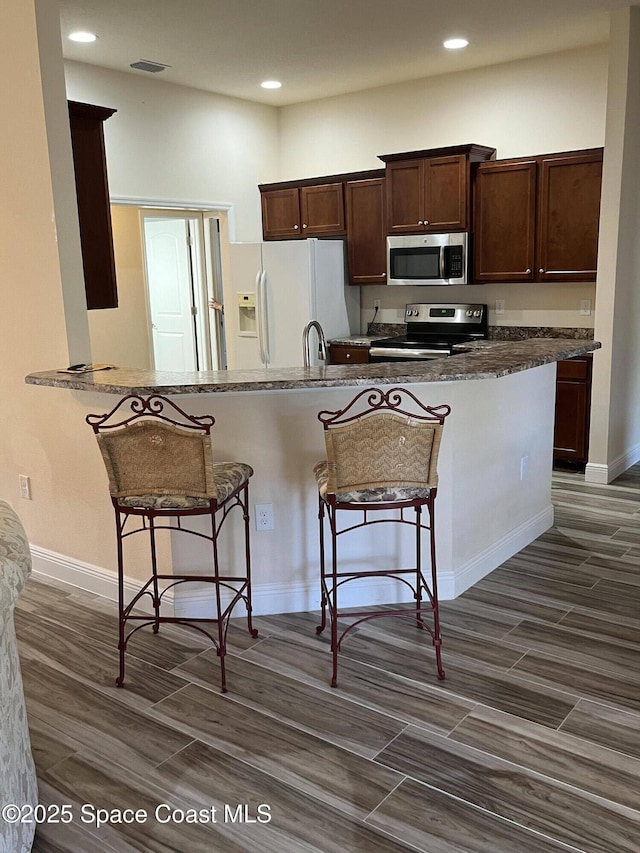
[130,59,170,73]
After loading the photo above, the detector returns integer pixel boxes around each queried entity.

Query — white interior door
[143,217,198,371]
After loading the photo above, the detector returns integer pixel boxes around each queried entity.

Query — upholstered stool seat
[314,387,451,688]
[313,461,432,504]
[118,462,254,510]
[87,395,257,693]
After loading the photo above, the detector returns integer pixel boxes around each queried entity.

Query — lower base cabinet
[328,345,369,364]
[553,356,592,466]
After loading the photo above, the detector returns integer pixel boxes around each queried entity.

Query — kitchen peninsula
[26,338,599,615]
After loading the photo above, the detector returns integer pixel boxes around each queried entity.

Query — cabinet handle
[302,223,308,229]
[293,224,299,230]
[417,220,423,225]
[539,268,544,273]
[424,220,429,225]
[525,268,531,274]
[346,353,351,359]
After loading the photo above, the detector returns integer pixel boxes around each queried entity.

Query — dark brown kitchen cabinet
[68,100,118,309]
[379,144,496,236]
[537,152,603,281]
[260,187,301,238]
[328,344,369,364]
[473,160,537,282]
[345,178,387,284]
[473,148,603,283]
[260,182,345,239]
[553,356,592,466]
[300,183,345,235]
[385,155,467,233]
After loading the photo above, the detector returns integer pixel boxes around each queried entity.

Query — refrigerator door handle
[260,271,271,365]
[256,270,270,366]
[255,270,266,365]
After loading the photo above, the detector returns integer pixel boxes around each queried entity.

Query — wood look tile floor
[16,465,640,852]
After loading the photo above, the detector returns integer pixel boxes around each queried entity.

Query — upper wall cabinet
[536,151,603,281]
[473,148,603,283]
[473,159,537,282]
[68,100,118,310]
[260,181,345,239]
[345,178,387,285]
[379,144,496,235]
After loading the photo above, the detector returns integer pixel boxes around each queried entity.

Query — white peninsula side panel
[168,362,556,616]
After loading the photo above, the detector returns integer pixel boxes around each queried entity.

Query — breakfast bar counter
[26,338,599,396]
[25,338,600,615]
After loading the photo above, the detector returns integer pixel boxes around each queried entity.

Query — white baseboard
[443,503,554,598]
[29,545,174,616]
[585,441,640,484]
[29,504,553,617]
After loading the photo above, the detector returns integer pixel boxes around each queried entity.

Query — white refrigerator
[224,239,360,369]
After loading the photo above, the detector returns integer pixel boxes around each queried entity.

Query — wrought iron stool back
[87,394,257,692]
[314,386,451,687]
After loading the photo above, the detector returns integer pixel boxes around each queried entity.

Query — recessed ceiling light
[69,31,97,43]
[261,80,282,89]
[443,38,469,50]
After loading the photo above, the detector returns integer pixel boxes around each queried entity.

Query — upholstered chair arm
[0,501,32,638]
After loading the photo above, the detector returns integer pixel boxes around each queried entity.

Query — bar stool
[87,394,257,693]
[313,386,451,687]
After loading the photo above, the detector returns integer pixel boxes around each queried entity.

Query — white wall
[64,61,280,243]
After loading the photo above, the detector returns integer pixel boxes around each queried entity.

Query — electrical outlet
[255,503,274,531]
[373,299,381,310]
[580,299,592,316]
[495,299,505,315]
[19,474,32,500]
[520,455,529,481]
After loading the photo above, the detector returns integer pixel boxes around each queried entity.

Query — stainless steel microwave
[387,233,470,285]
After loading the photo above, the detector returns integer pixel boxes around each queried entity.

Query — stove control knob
[466,309,473,317]
[473,310,481,317]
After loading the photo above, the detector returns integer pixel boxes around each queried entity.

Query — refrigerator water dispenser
[237,292,257,337]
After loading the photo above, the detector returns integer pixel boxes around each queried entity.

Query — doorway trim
[111,196,236,240]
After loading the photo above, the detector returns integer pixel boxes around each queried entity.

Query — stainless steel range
[369,303,488,362]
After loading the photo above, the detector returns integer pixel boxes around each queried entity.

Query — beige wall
[88,206,152,369]
[277,45,607,331]
[278,44,608,177]
[0,0,117,568]
[589,7,640,479]
[64,61,279,243]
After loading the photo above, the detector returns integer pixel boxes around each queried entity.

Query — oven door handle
[369,347,449,360]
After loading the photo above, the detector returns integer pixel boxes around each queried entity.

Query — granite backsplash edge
[365,324,595,341]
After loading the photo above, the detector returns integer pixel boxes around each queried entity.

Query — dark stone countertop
[26,338,600,396]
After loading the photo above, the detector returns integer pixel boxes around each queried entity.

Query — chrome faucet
[302,320,328,368]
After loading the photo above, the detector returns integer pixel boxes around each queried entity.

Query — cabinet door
[328,344,369,364]
[68,101,118,309]
[345,179,387,285]
[424,155,467,230]
[536,152,603,281]
[300,183,345,235]
[261,188,301,239]
[385,159,424,233]
[553,358,592,465]
[473,160,537,282]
